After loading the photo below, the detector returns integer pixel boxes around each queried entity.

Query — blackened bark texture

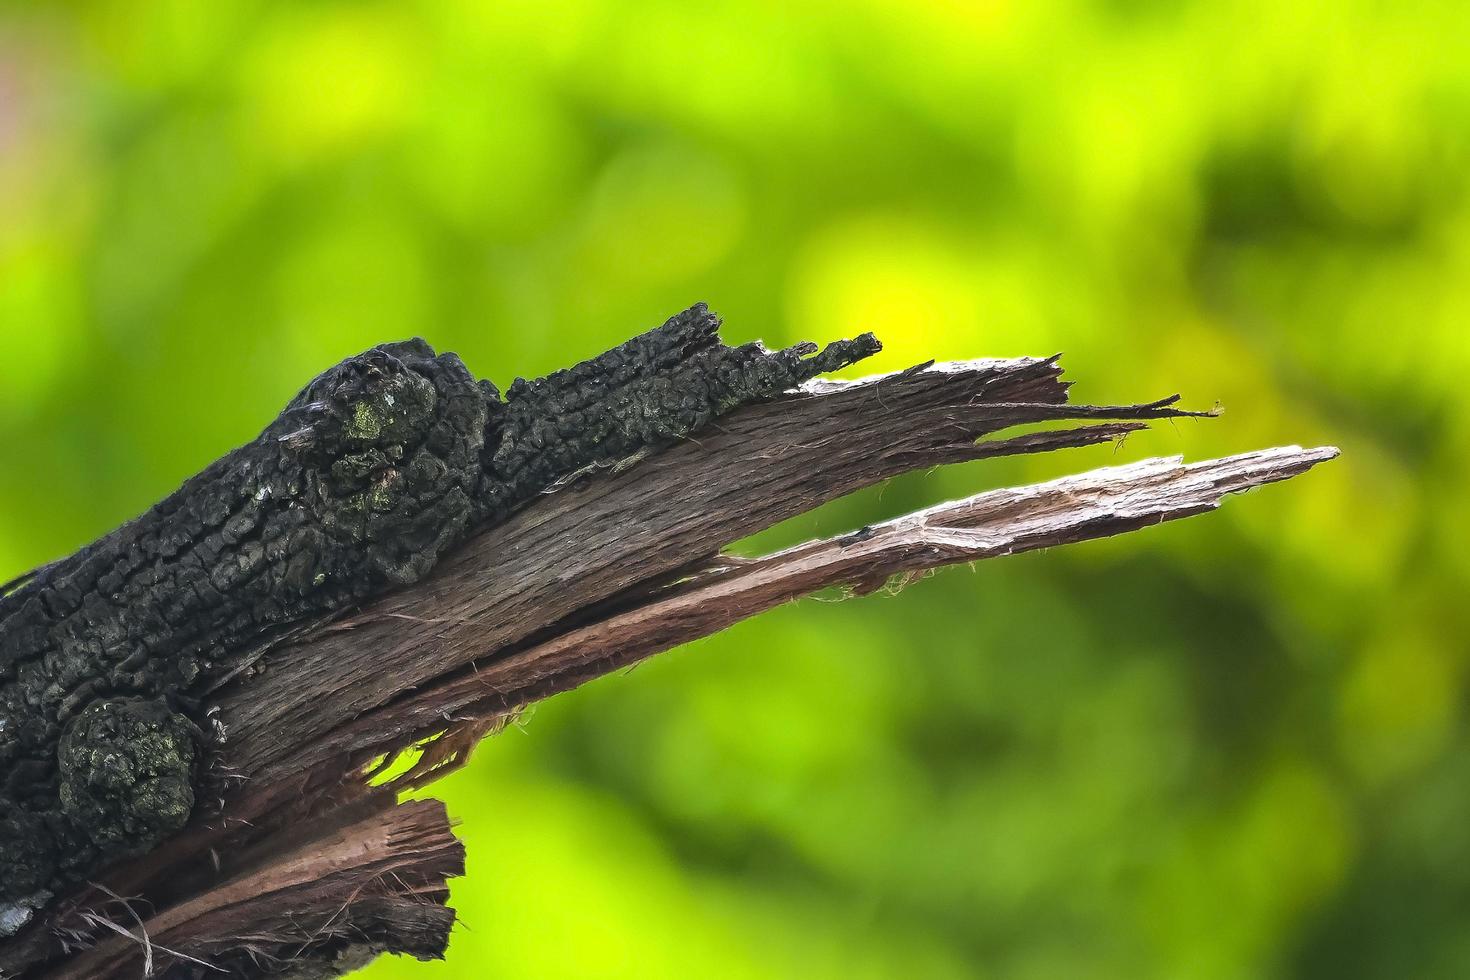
[0,305,876,913]
[0,304,1336,979]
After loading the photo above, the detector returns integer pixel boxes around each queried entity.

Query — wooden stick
[0,350,1334,979]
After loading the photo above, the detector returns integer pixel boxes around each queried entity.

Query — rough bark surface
[0,305,1336,978]
[0,304,876,910]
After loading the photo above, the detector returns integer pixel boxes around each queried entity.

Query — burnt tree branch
[0,319,1336,979]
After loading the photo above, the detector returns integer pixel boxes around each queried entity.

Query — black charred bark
[0,304,877,923]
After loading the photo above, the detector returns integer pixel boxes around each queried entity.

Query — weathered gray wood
[357,445,1339,764]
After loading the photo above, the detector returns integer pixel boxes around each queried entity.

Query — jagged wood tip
[354,445,1341,784]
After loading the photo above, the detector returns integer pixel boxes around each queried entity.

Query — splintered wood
[0,352,1336,980]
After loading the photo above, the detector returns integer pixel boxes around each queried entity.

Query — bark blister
[0,304,878,917]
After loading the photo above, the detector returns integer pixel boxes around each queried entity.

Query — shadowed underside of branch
[0,340,1336,979]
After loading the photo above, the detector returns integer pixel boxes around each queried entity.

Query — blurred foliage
[0,0,1466,977]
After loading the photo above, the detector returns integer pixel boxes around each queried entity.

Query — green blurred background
[0,1,1463,977]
